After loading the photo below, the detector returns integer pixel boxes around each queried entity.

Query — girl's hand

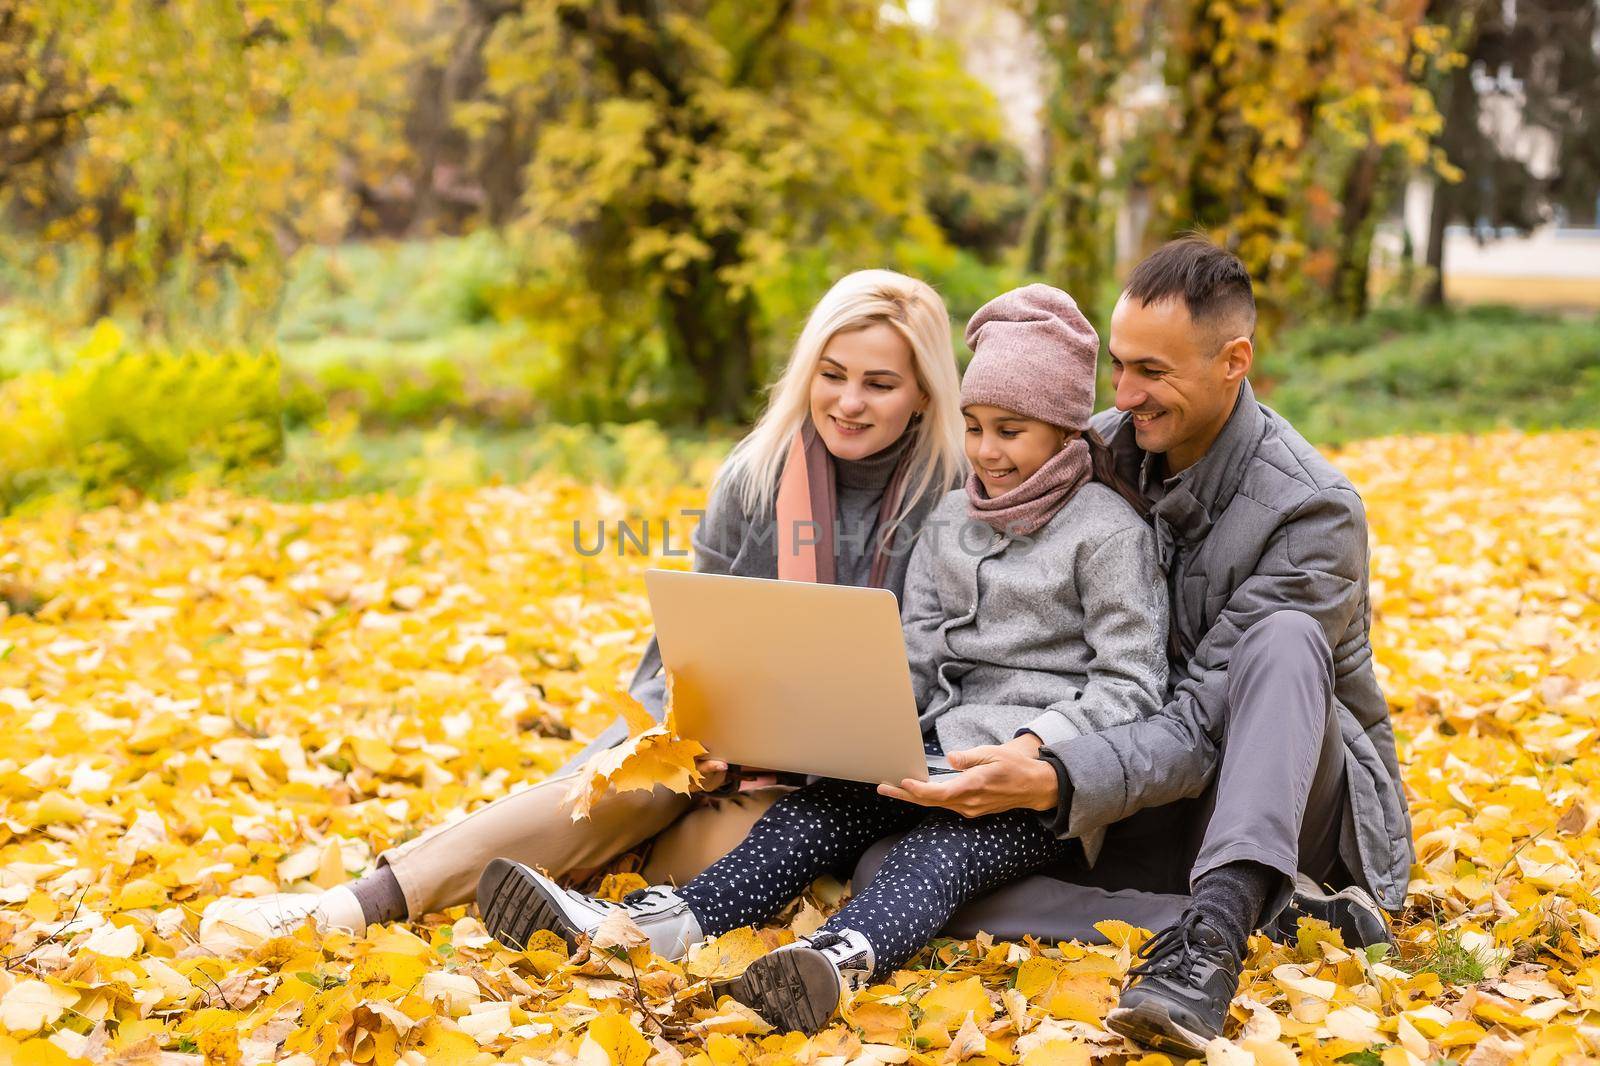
[877,734,1057,817]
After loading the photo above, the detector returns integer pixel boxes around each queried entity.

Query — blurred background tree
[1014,0,1453,329]
[0,0,1596,512]
[1419,0,1599,305]
[0,0,435,339]
[472,0,1009,421]
[1013,1,1152,320]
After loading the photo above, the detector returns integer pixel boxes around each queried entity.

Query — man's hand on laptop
[876,734,1057,817]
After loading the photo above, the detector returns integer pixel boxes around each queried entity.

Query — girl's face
[809,322,928,460]
[964,405,1068,495]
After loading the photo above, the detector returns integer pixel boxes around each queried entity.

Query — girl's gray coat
[905,483,1168,862]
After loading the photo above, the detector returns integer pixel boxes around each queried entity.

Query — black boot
[1106,910,1241,1058]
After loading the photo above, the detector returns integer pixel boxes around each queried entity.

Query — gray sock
[349,864,409,925]
[1192,860,1277,960]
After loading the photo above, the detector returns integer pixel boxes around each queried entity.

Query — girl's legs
[723,807,1077,1034]
[819,807,1076,976]
[676,778,925,937]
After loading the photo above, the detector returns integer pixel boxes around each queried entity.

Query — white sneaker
[723,928,876,1034]
[476,857,703,959]
[1270,872,1393,949]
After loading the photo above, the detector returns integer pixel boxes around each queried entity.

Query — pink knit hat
[961,284,1100,431]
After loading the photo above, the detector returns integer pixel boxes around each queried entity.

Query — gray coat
[904,485,1167,758]
[1049,381,1414,910]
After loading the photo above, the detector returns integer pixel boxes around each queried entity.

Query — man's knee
[1227,610,1335,722]
[1236,610,1331,673]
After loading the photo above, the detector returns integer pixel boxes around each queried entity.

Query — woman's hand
[694,756,730,794]
[692,757,782,794]
[877,734,1058,817]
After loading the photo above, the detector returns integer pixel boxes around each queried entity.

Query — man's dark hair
[1123,235,1256,340]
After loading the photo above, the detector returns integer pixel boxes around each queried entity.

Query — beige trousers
[379,771,786,918]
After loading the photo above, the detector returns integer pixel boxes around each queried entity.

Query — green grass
[275,232,515,349]
[1260,306,1600,445]
[6,237,1599,512]
[1398,925,1492,985]
[237,420,734,503]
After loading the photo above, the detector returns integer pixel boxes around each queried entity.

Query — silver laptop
[643,569,956,784]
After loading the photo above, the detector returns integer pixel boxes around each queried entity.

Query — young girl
[481,285,1168,1034]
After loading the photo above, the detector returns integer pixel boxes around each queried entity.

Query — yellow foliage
[563,678,707,821]
[1,431,1599,1063]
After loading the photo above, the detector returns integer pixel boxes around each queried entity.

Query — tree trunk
[662,256,757,424]
[1424,48,1477,306]
[1423,177,1451,306]
[1333,143,1384,318]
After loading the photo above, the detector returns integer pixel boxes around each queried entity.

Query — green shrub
[281,341,558,432]
[1274,304,1545,365]
[244,417,733,502]
[276,233,516,347]
[1262,311,1600,444]
[0,322,284,511]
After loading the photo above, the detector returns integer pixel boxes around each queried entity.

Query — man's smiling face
[1108,293,1253,475]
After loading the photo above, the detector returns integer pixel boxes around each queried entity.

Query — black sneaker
[475,857,702,957]
[722,928,874,1035]
[1105,910,1241,1058]
[1267,874,1393,950]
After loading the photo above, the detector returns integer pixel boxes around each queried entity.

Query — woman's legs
[820,808,1076,976]
[676,779,925,937]
[639,786,790,886]
[227,769,693,938]
[381,772,696,918]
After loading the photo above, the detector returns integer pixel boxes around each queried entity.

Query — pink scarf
[775,419,914,588]
[965,436,1091,537]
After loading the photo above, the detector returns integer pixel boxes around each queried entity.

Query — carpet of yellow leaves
[1,431,1598,1065]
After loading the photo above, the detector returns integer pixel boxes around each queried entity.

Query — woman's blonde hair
[717,269,965,544]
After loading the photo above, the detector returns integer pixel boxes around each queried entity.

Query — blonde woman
[241,270,967,934]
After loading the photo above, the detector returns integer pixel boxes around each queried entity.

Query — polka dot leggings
[676,777,1074,978]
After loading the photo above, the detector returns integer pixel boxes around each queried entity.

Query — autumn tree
[475,0,1007,423]
[1420,0,1600,305]
[0,7,113,195]
[1014,2,1153,315]
[1144,0,1451,321]
[1,0,435,338]
[1017,0,1453,324]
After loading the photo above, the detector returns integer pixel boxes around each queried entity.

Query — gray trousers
[853,611,1353,944]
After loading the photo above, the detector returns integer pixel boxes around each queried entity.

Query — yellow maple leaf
[944,1010,988,1062]
[564,673,706,820]
[685,928,770,982]
[581,1012,652,1066]
[916,976,994,1036]
[844,999,911,1044]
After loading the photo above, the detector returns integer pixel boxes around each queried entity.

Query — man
[878,236,1413,1056]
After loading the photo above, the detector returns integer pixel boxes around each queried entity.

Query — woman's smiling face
[963,404,1067,495]
[809,322,927,460]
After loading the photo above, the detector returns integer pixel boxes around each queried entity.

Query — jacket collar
[1106,380,1267,553]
